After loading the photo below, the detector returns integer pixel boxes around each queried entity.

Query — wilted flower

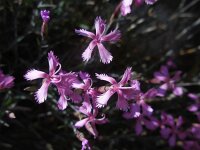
[24,51,61,103]
[40,10,50,22]
[151,65,183,97]
[96,67,139,111]
[75,102,108,137]
[75,16,121,64]
[160,113,186,147]
[40,10,50,39]
[0,69,14,90]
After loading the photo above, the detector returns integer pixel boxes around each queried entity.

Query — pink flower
[120,0,133,16]
[72,72,98,112]
[75,102,108,137]
[55,72,80,110]
[24,51,61,103]
[96,67,138,111]
[0,69,15,90]
[75,16,121,64]
[151,65,183,97]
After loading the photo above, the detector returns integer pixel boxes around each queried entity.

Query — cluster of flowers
[0,69,14,91]
[24,49,200,149]
[24,1,200,149]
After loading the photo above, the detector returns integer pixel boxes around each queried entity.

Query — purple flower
[75,16,121,64]
[55,72,80,110]
[0,69,15,90]
[123,102,158,135]
[96,67,138,111]
[72,72,98,112]
[160,113,186,147]
[40,10,50,22]
[123,89,159,135]
[151,65,183,97]
[120,0,133,16]
[75,102,108,137]
[24,51,61,103]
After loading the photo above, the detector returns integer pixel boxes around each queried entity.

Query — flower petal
[160,127,171,139]
[119,67,132,85]
[48,51,59,75]
[85,122,98,137]
[101,29,121,42]
[82,41,96,62]
[96,90,114,108]
[24,69,47,81]
[173,87,183,96]
[135,120,143,135]
[75,118,89,128]
[95,73,116,84]
[75,29,95,39]
[35,80,50,103]
[154,72,168,82]
[57,95,68,110]
[95,16,106,35]
[97,43,113,64]
[121,0,133,16]
[116,90,129,111]
[169,134,176,147]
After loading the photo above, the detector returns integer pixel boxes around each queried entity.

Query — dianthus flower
[96,67,139,111]
[55,71,81,110]
[151,65,183,97]
[75,101,108,137]
[24,51,62,103]
[160,113,186,147]
[0,69,14,90]
[75,16,121,64]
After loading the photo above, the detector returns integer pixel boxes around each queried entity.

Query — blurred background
[0,0,200,149]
